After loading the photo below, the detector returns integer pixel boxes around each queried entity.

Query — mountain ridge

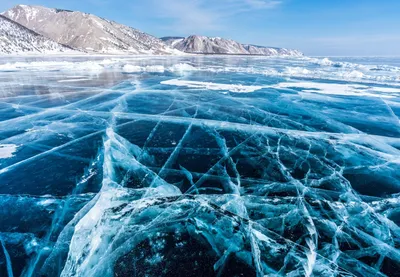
[161,35,303,56]
[2,4,180,55]
[1,4,303,56]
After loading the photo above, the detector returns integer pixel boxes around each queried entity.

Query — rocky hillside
[0,14,75,54]
[2,5,179,55]
[161,35,303,56]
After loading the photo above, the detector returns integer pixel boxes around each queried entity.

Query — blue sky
[1,0,399,56]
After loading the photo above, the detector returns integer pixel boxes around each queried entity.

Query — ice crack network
[0,56,400,277]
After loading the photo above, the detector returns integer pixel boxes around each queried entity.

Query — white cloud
[149,0,282,33]
[243,0,282,9]
[312,35,400,44]
[151,0,221,32]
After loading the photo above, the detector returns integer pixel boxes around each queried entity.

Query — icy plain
[0,55,400,277]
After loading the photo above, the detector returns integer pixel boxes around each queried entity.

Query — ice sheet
[1,55,400,277]
[1,56,400,85]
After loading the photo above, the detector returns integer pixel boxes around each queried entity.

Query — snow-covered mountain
[161,35,303,56]
[2,5,180,55]
[0,14,75,54]
[1,4,301,56]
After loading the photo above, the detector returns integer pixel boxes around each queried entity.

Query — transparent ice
[0,55,400,277]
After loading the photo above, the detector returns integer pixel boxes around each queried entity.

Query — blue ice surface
[0,55,400,277]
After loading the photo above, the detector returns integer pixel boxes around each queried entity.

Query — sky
[1,0,399,56]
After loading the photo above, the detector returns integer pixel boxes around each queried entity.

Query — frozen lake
[0,55,400,276]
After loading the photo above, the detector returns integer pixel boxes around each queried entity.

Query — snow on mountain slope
[2,5,180,55]
[243,44,302,56]
[0,14,75,54]
[161,35,303,56]
[160,37,186,48]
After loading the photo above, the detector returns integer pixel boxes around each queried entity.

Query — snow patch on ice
[122,64,142,73]
[122,65,164,73]
[123,63,197,74]
[275,81,400,98]
[0,144,19,159]
[145,65,165,73]
[317,58,334,66]
[161,79,264,93]
[168,63,197,73]
[0,60,106,72]
[283,67,312,75]
[57,78,91,83]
